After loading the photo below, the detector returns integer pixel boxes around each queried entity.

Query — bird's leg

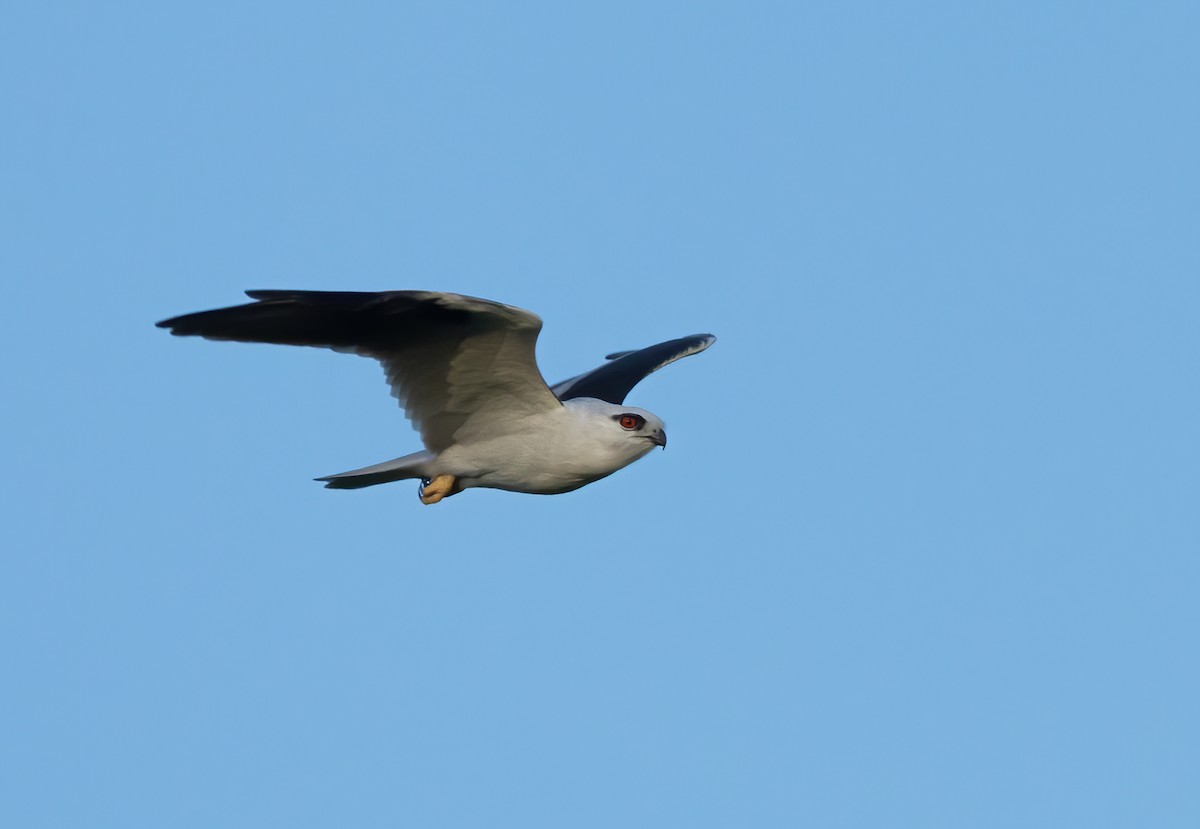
[419,474,457,505]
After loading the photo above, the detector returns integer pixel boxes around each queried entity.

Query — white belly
[431,403,655,494]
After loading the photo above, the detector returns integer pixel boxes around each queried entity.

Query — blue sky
[2,2,1198,826]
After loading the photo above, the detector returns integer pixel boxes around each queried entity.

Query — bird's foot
[419,474,457,505]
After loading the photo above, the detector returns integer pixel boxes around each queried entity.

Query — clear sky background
[2,2,1198,827]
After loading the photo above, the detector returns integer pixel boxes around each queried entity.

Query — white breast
[434,399,656,494]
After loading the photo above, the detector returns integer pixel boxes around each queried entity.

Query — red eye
[619,414,640,430]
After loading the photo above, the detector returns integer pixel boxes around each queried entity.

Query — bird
[156,290,714,504]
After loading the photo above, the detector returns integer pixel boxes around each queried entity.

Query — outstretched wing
[157,290,561,452]
[550,333,716,404]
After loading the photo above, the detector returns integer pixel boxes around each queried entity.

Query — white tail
[316,450,435,490]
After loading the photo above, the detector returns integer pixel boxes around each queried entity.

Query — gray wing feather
[157,290,561,452]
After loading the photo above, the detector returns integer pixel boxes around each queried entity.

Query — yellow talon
[419,474,457,505]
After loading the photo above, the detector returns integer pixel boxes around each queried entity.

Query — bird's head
[567,398,667,464]
[609,406,668,451]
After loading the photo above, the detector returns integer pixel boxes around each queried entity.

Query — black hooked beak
[649,429,667,449]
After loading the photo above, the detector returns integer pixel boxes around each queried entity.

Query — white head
[564,397,668,466]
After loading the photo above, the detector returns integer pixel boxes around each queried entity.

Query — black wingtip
[604,333,715,361]
[155,315,190,332]
[556,332,717,404]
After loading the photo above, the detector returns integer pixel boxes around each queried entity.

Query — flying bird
[156,290,714,504]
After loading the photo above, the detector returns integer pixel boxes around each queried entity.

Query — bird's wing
[157,290,561,452]
[550,333,716,404]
